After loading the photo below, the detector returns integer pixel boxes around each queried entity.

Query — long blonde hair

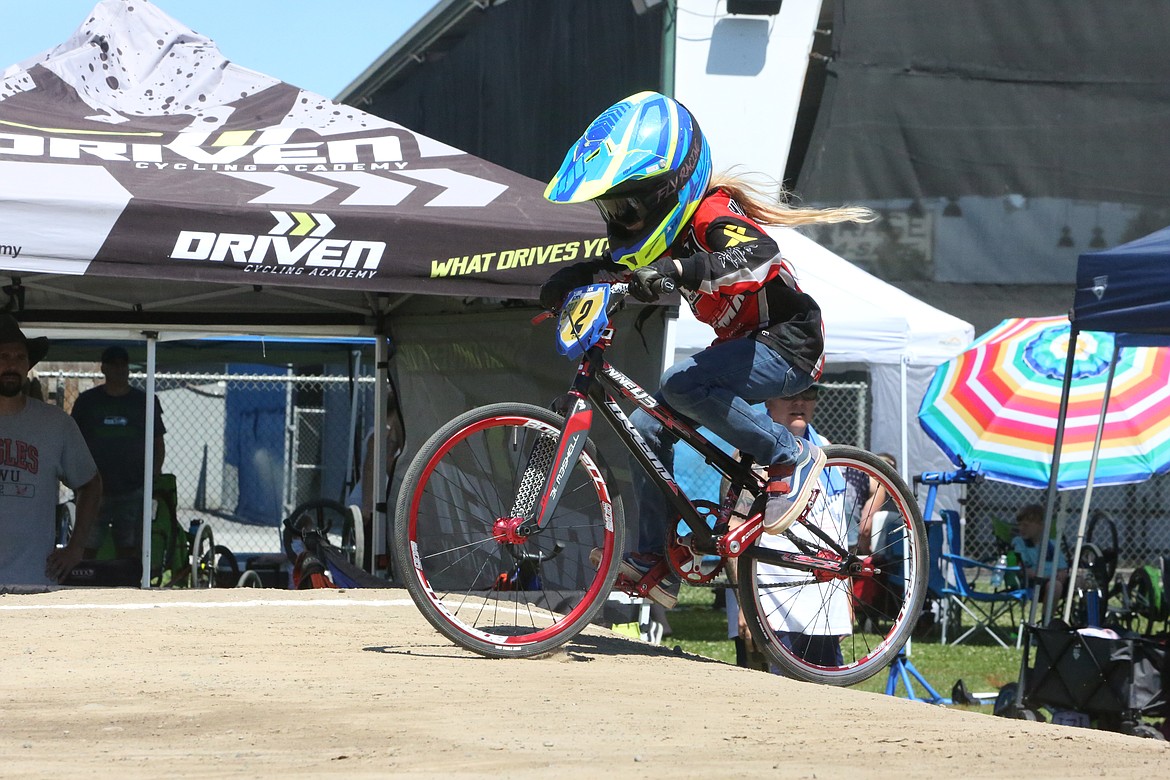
[708,172,876,227]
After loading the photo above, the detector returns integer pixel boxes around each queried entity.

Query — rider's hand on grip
[539,262,596,310]
[629,266,675,302]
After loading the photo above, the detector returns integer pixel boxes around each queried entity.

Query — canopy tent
[1031,225,1170,624]
[0,0,604,324]
[0,0,618,586]
[672,226,975,481]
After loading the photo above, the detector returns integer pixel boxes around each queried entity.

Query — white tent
[668,226,975,481]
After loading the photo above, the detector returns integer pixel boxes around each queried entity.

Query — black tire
[189,521,216,589]
[993,683,1020,718]
[213,545,239,587]
[739,445,928,686]
[1127,566,1165,633]
[1085,509,1119,587]
[394,402,625,658]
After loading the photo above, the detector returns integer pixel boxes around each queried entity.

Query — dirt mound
[0,587,1165,778]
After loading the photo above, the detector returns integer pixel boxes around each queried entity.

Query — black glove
[628,261,677,303]
[539,263,597,311]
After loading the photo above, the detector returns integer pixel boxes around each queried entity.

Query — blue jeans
[630,337,814,555]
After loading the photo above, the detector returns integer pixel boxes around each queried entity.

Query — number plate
[556,284,610,360]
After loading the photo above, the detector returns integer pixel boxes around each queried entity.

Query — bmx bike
[394,282,927,685]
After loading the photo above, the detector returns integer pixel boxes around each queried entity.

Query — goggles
[596,193,654,230]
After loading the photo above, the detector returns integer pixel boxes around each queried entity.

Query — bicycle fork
[492,393,594,544]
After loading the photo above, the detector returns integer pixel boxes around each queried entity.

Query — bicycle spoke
[740,445,927,686]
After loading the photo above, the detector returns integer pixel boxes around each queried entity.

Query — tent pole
[1029,327,1077,625]
[1061,341,1118,623]
[371,333,388,576]
[1043,495,1067,624]
[1015,324,1078,707]
[899,356,909,484]
[140,332,158,589]
[343,349,362,504]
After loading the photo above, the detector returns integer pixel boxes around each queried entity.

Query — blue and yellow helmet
[544,91,712,270]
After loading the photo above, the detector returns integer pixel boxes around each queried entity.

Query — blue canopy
[1073,225,1170,347]
[1030,223,1170,626]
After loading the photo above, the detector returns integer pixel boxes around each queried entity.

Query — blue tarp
[225,364,286,526]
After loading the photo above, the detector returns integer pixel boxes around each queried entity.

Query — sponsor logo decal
[429,237,609,279]
[602,366,657,405]
[169,210,385,278]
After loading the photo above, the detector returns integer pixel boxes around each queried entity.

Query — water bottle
[989,554,1007,589]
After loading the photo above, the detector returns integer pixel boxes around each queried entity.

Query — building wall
[364,0,665,182]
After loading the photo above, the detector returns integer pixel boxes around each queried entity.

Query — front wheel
[394,402,625,658]
[739,445,928,686]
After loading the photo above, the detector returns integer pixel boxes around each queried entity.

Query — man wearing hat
[71,345,166,560]
[0,314,102,588]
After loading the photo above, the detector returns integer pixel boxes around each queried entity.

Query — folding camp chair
[938,509,1031,648]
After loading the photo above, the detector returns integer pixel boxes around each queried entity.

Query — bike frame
[526,308,856,580]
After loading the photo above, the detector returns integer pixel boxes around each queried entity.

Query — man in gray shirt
[0,315,101,589]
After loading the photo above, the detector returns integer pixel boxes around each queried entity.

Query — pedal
[612,564,670,602]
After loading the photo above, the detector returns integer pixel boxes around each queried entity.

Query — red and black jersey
[669,188,825,379]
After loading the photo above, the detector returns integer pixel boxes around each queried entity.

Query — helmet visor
[595,193,653,231]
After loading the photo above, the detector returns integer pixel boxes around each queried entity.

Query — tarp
[801,0,1170,207]
[672,226,974,481]
[0,0,605,330]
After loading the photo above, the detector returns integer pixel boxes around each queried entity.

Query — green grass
[664,584,1021,704]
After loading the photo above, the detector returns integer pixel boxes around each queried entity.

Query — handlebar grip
[652,276,676,296]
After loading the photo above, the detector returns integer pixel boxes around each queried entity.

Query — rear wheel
[739,445,928,686]
[394,403,624,658]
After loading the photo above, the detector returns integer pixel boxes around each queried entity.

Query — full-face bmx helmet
[544,91,712,270]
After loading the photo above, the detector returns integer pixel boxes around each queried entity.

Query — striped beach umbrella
[917,315,1170,489]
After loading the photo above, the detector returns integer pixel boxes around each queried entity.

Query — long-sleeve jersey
[668,189,825,378]
[553,188,825,378]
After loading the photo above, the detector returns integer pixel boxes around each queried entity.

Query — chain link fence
[38,369,376,557]
[955,478,1170,573]
[38,366,1170,575]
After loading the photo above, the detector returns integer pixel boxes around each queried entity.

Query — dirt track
[0,587,1167,778]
